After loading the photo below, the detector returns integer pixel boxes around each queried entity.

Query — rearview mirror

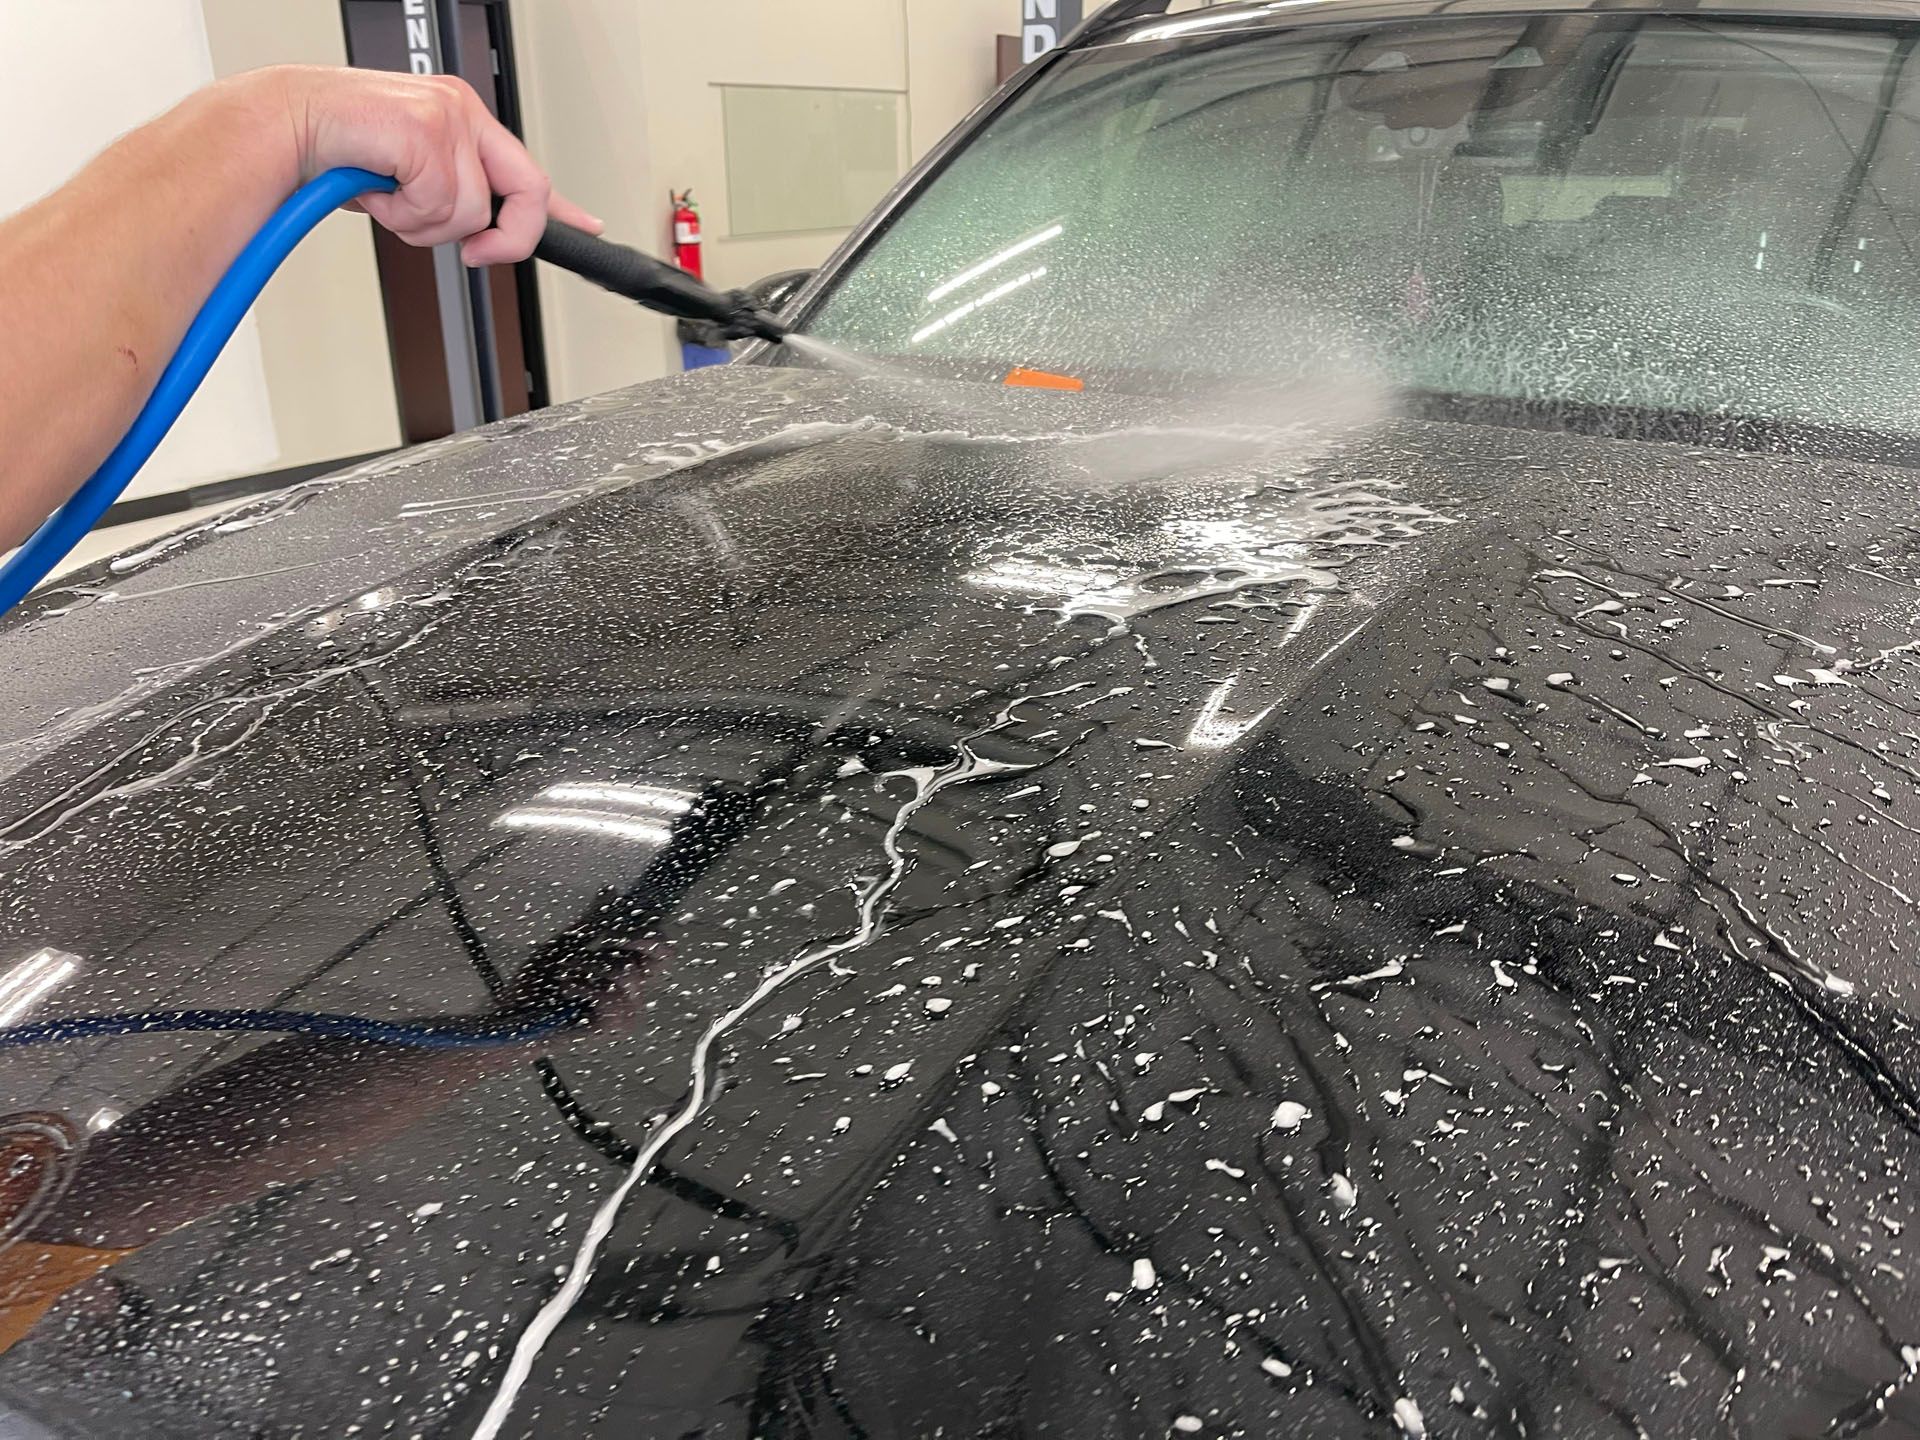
[1344,17,1604,132]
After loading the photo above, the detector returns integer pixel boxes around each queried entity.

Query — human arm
[0,64,599,552]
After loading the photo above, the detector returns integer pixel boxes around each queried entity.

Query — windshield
[807,14,1920,448]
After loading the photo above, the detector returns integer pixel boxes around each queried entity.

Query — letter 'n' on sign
[1022,0,1083,63]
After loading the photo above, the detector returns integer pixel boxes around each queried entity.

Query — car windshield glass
[806,14,1920,444]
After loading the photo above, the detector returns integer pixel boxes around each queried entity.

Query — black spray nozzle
[532,218,788,344]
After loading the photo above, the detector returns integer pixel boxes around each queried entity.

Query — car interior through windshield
[811,15,1920,452]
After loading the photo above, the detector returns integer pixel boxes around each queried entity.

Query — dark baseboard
[100,450,397,529]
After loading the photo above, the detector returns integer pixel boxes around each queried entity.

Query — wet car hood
[2,366,1919,1437]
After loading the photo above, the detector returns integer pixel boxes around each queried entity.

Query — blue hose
[0,1001,593,1052]
[0,167,397,619]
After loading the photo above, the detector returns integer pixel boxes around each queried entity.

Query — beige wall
[516,0,1018,403]
[909,0,1023,153]
[513,2,668,404]
[200,0,403,470]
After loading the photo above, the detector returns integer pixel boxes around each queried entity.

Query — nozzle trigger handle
[533,219,738,328]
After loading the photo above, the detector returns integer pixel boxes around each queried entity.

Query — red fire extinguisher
[671,190,703,280]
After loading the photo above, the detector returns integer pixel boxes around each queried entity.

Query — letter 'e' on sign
[1022,0,1084,64]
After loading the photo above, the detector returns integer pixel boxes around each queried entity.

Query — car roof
[1075,0,1920,47]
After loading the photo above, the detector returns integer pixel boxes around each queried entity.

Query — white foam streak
[471,714,1045,1439]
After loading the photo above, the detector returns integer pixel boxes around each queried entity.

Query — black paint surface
[2,366,1919,1437]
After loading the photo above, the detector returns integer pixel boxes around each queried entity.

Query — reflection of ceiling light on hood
[494,780,699,849]
[965,559,1123,596]
[0,949,81,1028]
[926,223,1063,305]
[539,783,695,815]
[307,587,399,638]
[912,267,1047,346]
[1185,673,1276,750]
[497,809,675,846]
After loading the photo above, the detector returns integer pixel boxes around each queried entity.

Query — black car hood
[2,366,1919,1438]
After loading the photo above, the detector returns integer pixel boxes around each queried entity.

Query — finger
[427,141,493,251]
[396,99,492,250]
[548,191,605,235]
[464,121,551,265]
[360,142,459,245]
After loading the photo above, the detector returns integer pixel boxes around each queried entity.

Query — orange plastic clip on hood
[1004,367,1085,392]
